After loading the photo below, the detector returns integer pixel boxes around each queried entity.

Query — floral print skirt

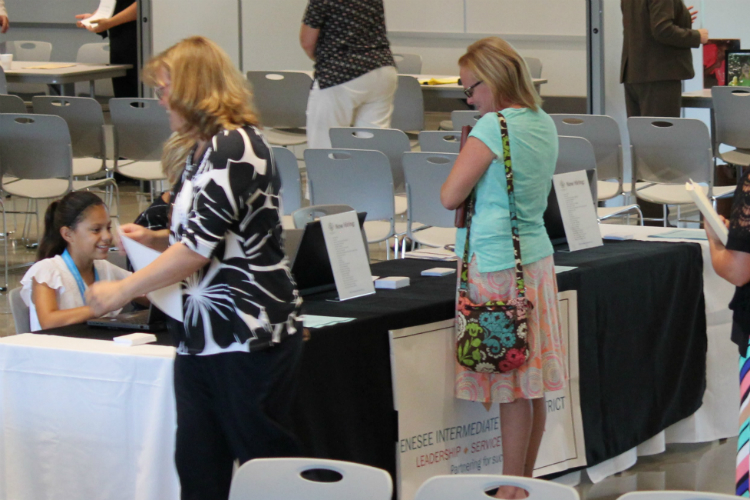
[455,255,567,403]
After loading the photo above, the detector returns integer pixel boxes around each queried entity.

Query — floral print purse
[455,113,532,373]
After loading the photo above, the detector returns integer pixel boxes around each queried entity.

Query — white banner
[390,290,584,500]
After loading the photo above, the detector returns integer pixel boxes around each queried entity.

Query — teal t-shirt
[455,107,558,272]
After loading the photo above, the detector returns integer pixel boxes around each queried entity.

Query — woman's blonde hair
[142,36,259,184]
[458,37,541,111]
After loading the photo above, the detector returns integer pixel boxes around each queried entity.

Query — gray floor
[0,112,736,498]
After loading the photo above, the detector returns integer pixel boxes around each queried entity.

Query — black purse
[455,113,532,373]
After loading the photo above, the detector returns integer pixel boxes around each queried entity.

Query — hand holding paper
[685,180,728,246]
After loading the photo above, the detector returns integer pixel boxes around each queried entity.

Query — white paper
[319,211,375,301]
[686,180,728,245]
[113,332,157,346]
[117,228,184,322]
[299,315,356,329]
[553,171,604,252]
[404,247,457,261]
[81,0,117,28]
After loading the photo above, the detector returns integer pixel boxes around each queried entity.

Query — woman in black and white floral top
[87,36,302,500]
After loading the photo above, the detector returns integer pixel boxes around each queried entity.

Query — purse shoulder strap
[460,112,526,300]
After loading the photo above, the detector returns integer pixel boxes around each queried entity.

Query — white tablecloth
[585,225,738,483]
[0,334,179,500]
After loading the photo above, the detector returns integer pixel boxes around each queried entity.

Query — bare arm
[440,137,495,210]
[86,242,209,316]
[706,220,750,287]
[76,1,136,34]
[32,280,97,330]
[119,224,171,252]
[300,23,319,61]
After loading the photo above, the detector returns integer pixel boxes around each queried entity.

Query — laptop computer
[285,211,367,296]
[87,305,167,332]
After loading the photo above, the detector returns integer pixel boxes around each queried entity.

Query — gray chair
[0,94,27,113]
[390,75,424,134]
[75,43,114,99]
[6,40,52,96]
[712,86,750,170]
[414,475,579,500]
[9,287,30,334]
[246,70,312,147]
[304,148,401,258]
[109,98,172,199]
[418,130,461,154]
[0,66,6,95]
[557,135,643,224]
[402,152,457,255]
[451,110,482,130]
[228,458,392,500]
[393,53,422,74]
[0,113,119,237]
[551,113,627,202]
[272,146,302,215]
[291,204,370,261]
[618,492,739,500]
[32,96,109,178]
[6,41,52,61]
[329,127,411,194]
[628,117,735,225]
[524,56,543,79]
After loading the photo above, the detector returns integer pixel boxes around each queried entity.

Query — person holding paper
[75,0,138,97]
[441,37,566,499]
[0,0,10,34]
[20,192,130,332]
[704,174,750,497]
[85,36,303,500]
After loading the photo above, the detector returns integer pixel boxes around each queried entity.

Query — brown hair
[458,37,541,111]
[142,36,259,184]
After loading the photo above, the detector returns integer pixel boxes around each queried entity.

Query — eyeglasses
[463,80,483,98]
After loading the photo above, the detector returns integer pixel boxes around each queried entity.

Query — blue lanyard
[61,249,99,304]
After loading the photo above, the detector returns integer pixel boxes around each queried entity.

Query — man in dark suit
[621,0,708,117]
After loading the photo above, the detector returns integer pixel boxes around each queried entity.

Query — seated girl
[21,191,131,331]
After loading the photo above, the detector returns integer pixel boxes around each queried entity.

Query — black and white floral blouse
[170,125,301,355]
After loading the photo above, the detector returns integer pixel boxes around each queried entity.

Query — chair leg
[662,205,668,227]
[1,200,7,291]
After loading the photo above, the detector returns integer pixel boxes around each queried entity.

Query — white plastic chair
[391,75,424,134]
[272,146,302,215]
[329,127,411,194]
[0,114,119,236]
[524,56,543,79]
[403,152,457,255]
[712,86,750,170]
[418,130,461,154]
[452,110,482,130]
[0,94,27,113]
[304,148,402,258]
[109,98,172,200]
[628,117,735,226]
[32,96,110,178]
[75,43,114,99]
[6,41,52,96]
[228,458,392,500]
[393,53,422,74]
[557,135,643,224]
[618,492,740,500]
[413,474,579,500]
[246,70,311,147]
[551,113,629,202]
[6,41,52,61]
[9,287,29,334]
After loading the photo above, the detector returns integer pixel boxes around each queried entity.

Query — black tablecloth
[40,240,707,480]
[292,240,707,476]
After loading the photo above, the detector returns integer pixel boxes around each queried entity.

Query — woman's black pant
[173,333,304,500]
